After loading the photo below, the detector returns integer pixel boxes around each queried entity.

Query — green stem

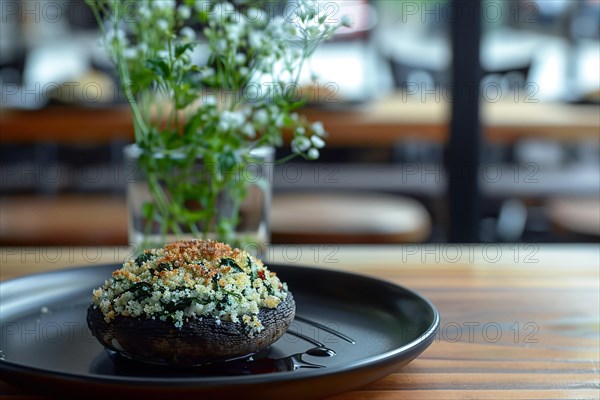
[103,2,148,144]
[167,35,179,131]
[202,178,220,239]
[147,172,184,241]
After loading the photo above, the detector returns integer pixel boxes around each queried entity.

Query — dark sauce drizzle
[93,316,354,377]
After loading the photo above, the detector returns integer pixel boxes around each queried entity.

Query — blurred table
[1,244,598,399]
[1,97,598,145]
[0,195,128,246]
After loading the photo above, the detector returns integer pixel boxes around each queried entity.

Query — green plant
[86,0,348,247]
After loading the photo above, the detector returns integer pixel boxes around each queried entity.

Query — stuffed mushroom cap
[87,240,295,366]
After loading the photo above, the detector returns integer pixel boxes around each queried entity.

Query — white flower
[138,5,151,19]
[170,152,186,160]
[307,148,320,160]
[177,5,191,20]
[235,53,246,64]
[287,25,299,38]
[292,136,311,152]
[311,135,325,149]
[253,109,268,125]
[268,16,285,37]
[106,28,126,46]
[241,124,256,138]
[220,2,238,21]
[157,19,170,31]
[295,127,305,135]
[311,121,325,136]
[152,0,175,11]
[300,0,317,8]
[341,15,352,28]
[248,31,263,49]
[180,27,196,42]
[246,8,267,25]
[226,23,245,43]
[307,25,321,38]
[203,95,217,105]
[218,120,230,132]
[295,4,308,20]
[215,39,227,53]
[275,114,285,128]
[219,110,246,131]
[123,47,137,59]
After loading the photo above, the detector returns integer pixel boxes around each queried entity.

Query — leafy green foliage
[86,0,346,247]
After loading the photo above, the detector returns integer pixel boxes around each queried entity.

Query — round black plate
[0,264,439,400]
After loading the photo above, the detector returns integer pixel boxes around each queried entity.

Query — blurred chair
[546,197,600,240]
[270,192,431,244]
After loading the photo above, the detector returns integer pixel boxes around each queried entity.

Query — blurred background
[1,0,599,246]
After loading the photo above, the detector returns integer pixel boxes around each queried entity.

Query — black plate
[0,264,439,400]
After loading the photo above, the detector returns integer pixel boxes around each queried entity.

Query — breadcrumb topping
[91,240,288,335]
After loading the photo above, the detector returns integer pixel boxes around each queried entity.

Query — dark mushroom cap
[87,240,295,366]
[87,292,295,366]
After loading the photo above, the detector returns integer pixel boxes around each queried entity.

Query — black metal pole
[446,0,482,242]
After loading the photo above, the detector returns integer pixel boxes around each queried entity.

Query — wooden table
[1,244,599,399]
[2,96,598,145]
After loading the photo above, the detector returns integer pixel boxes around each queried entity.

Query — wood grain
[0,245,598,399]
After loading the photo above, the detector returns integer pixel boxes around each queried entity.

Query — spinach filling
[124,282,153,300]
[134,253,153,267]
[220,257,244,273]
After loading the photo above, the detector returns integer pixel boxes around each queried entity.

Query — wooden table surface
[1,244,599,399]
[2,96,599,145]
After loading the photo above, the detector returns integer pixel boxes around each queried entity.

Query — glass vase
[124,144,273,256]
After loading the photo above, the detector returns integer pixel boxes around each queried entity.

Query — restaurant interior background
[1,0,599,247]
